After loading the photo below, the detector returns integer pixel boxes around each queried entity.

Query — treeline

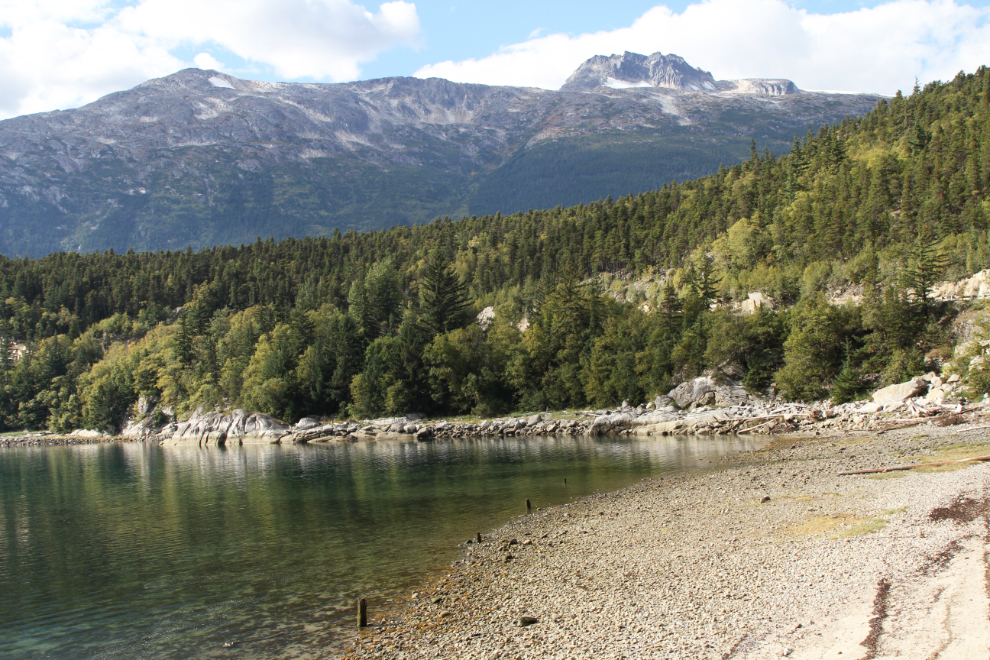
[1,67,989,431]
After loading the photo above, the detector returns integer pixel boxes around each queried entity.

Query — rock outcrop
[164,409,290,446]
[561,50,798,96]
[122,408,291,446]
[667,377,758,409]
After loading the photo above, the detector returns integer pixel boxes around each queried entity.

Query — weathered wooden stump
[357,597,367,628]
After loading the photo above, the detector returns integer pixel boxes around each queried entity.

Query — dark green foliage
[775,296,857,402]
[420,250,472,337]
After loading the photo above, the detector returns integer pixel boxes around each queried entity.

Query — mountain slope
[0,52,881,256]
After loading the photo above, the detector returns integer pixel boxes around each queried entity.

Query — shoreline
[344,422,990,659]
[0,432,121,448]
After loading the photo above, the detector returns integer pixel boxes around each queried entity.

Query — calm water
[0,435,767,658]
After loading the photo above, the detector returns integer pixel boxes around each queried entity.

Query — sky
[1,0,989,119]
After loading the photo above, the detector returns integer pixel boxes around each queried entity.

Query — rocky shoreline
[115,373,973,447]
[344,420,990,659]
[0,431,120,448]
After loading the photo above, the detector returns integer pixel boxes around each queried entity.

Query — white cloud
[415,0,990,95]
[118,0,420,80]
[194,52,225,71]
[0,0,421,119]
[0,19,182,116]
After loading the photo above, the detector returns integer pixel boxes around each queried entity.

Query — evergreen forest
[2,68,990,432]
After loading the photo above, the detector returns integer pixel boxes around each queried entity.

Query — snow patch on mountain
[605,77,653,89]
[208,77,234,89]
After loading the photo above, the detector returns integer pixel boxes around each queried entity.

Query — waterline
[0,435,767,657]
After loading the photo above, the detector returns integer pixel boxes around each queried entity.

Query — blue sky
[0,0,988,118]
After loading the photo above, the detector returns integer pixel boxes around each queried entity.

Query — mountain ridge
[560,50,798,96]
[0,52,882,257]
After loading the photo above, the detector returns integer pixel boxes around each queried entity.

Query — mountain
[560,51,797,95]
[0,51,882,257]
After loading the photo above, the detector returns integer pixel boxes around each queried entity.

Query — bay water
[0,435,767,658]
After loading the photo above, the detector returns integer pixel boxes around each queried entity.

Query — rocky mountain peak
[561,51,717,92]
[560,51,798,96]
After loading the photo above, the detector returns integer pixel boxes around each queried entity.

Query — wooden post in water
[563,477,567,485]
[357,598,367,628]
[476,532,483,544]
[526,498,532,511]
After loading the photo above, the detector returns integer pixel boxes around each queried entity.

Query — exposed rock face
[872,379,929,407]
[667,376,759,409]
[152,409,290,446]
[561,50,798,96]
[668,377,719,408]
[562,51,719,92]
[931,269,990,300]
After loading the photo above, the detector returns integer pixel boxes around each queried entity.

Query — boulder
[713,383,752,407]
[669,377,717,409]
[526,414,542,427]
[414,427,434,442]
[283,424,339,444]
[294,417,321,430]
[588,413,633,435]
[872,379,929,407]
[70,429,106,438]
[668,377,756,409]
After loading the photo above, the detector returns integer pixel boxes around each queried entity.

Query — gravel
[343,422,990,659]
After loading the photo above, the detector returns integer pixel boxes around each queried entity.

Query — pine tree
[903,237,948,312]
[420,249,471,336]
[831,342,867,403]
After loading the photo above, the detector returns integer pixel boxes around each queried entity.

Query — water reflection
[0,434,766,658]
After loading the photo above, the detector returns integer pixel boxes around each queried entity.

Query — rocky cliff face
[561,51,720,92]
[560,50,798,96]
[0,52,882,256]
[123,407,290,446]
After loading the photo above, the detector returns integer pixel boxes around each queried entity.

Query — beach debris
[838,454,990,476]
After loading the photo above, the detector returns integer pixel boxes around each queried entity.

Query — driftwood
[839,454,990,476]
[875,412,971,433]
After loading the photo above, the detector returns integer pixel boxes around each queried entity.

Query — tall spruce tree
[420,249,471,336]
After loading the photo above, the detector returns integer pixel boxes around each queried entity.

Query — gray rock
[163,409,290,446]
[589,413,634,435]
[873,379,929,406]
[669,377,718,408]
[527,414,542,427]
[654,395,676,408]
[294,417,321,430]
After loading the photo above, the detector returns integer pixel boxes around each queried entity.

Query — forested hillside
[1,68,988,432]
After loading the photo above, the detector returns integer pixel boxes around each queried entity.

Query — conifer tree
[420,249,471,336]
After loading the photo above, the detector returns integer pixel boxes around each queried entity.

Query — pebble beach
[345,423,990,659]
